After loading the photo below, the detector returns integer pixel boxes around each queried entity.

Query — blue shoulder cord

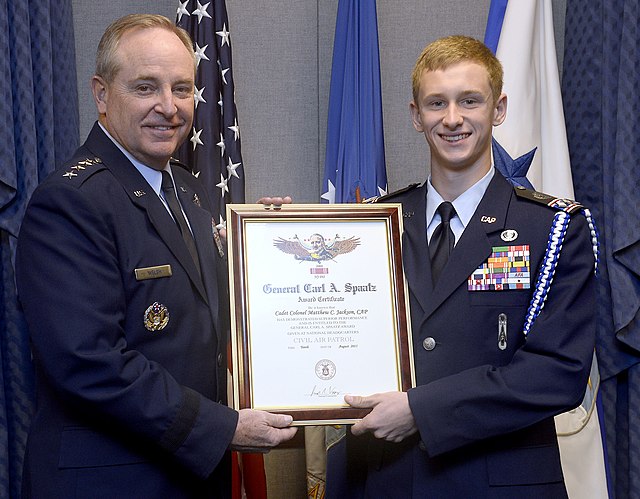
[522,208,599,337]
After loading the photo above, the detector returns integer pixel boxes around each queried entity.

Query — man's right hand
[230,409,298,452]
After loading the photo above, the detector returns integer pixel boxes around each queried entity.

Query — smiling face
[410,61,506,186]
[91,27,195,170]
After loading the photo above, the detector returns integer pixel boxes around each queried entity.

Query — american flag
[175,0,245,229]
[175,9,262,499]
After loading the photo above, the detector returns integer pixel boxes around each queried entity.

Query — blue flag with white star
[321,0,387,204]
[484,0,573,199]
[176,0,245,228]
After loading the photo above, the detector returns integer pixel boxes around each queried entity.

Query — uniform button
[422,337,436,351]
[217,352,223,366]
[418,440,427,452]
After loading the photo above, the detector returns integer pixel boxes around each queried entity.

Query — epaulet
[59,156,104,185]
[363,183,421,203]
[170,157,194,174]
[513,185,584,214]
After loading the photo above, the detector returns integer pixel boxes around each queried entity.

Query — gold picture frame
[226,203,414,425]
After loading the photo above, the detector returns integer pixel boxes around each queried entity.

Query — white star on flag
[321,179,336,204]
[190,128,204,150]
[192,1,211,23]
[228,119,239,140]
[227,158,241,178]
[194,43,209,68]
[194,86,206,108]
[216,23,230,47]
[216,133,225,156]
[216,174,229,194]
[176,1,190,23]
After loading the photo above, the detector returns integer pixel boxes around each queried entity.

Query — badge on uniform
[135,264,172,280]
[144,302,170,331]
[212,218,225,258]
[468,245,530,291]
[501,229,518,242]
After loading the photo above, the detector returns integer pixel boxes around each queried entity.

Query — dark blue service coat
[327,172,596,499]
[16,123,237,498]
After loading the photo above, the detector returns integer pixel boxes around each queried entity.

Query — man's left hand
[218,196,293,241]
[257,196,293,208]
[346,392,417,443]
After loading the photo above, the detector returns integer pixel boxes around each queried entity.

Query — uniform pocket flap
[58,427,146,469]
[487,445,564,486]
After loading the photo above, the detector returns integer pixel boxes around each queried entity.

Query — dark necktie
[161,171,200,273]
[429,201,456,285]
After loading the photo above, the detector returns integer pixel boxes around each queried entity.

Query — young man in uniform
[328,35,597,498]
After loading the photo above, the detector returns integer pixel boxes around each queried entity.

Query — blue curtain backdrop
[562,1,640,498]
[0,0,79,496]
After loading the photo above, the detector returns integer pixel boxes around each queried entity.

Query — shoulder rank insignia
[514,185,584,214]
[365,183,421,204]
[62,157,102,180]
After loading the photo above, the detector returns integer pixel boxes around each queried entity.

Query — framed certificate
[226,203,414,425]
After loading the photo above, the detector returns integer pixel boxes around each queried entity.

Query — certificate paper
[227,204,414,425]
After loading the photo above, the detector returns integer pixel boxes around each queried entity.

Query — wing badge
[273,233,360,263]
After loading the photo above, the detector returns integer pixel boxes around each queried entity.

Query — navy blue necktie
[429,201,456,285]
[161,171,200,274]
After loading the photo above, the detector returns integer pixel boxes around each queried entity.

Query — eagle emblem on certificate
[273,233,360,262]
[315,359,336,380]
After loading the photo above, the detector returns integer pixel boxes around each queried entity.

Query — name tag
[468,245,530,291]
[135,265,172,281]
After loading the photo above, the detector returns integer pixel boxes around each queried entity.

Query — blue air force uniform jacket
[16,123,237,498]
[327,172,597,498]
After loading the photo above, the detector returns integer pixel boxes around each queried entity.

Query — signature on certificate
[309,385,341,398]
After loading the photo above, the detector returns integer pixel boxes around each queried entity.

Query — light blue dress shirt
[426,167,495,245]
[98,122,191,230]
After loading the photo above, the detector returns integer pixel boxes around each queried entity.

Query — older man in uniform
[16,14,296,498]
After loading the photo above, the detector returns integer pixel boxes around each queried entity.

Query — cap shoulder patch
[366,183,421,203]
[514,185,584,214]
[60,157,105,186]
